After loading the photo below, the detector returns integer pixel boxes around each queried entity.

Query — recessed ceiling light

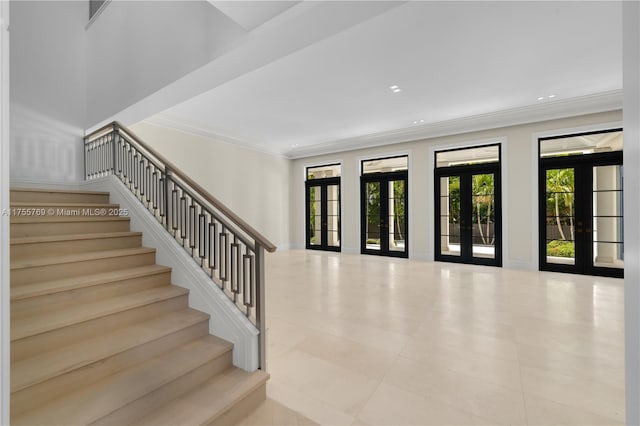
[537,96,545,101]
[413,119,425,125]
[392,88,402,93]
[548,94,556,98]
[389,85,399,90]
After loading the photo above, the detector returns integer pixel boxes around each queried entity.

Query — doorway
[435,144,502,266]
[361,156,408,258]
[539,129,623,278]
[306,164,341,252]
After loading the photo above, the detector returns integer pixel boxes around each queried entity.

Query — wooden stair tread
[10,247,155,270]
[11,308,210,393]
[10,201,119,207]
[11,264,170,301]
[11,285,188,341]
[10,188,110,195]
[136,369,270,426]
[12,336,233,426]
[11,231,142,245]
[9,188,267,425]
[10,216,129,224]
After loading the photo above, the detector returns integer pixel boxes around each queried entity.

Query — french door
[539,152,623,278]
[306,178,341,251]
[361,172,408,258]
[435,165,502,266]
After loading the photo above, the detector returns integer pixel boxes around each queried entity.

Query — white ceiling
[144,1,623,158]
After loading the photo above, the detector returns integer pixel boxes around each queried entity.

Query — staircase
[9,188,268,425]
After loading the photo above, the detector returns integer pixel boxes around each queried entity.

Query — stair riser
[11,320,209,416]
[93,353,233,426]
[10,191,110,204]
[10,219,131,237]
[11,271,172,319]
[211,383,267,426]
[10,234,142,261]
[11,252,156,286]
[11,295,188,361]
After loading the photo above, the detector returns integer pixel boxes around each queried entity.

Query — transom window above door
[436,144,500,168]
[362,156,408,174]
[307,164,341,180]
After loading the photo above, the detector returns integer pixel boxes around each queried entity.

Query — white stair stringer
[81,175,261,372]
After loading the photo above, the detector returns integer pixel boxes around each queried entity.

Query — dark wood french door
[539,152,623,278]
[361,172,408,258]
[306,178,341,251]
[435,164,502,266]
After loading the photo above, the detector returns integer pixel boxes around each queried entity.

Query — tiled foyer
[263,250,624,425]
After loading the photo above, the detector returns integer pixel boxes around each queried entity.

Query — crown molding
[288,89,623,159]
[143,90,622,161]
[141,114,287,158]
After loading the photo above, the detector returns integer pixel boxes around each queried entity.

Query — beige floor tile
[237,398,319,426]
[295,331,398,380]
[400,336,523,391]
[264,250,625,426]
[357,382,490,425]
[517,341,624,390]
[267,378,356,426]
[524,394,623,425]
[384,356,527,425]
[266,317,311,359]
[269,349,380,414]
[521,366,625,422]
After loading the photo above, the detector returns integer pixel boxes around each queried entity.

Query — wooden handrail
[86,121,277,253]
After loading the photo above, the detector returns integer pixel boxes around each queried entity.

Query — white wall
[10,0,87,183]
[0,1,10,422]
[130,122,290,249]
[290,110,622,269]
[623,1,640,424]
[86,1,245,128]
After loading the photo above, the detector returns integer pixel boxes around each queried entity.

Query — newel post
[111,122,119,176]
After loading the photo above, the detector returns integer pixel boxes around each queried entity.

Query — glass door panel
[327,184,341,248]
[388,180,406,252]
[545,168,576,265]
[365,181,381,251]
[471,173,496,259]
[309,185,322,247]
[439,176,461,256]
[592,165,623,269]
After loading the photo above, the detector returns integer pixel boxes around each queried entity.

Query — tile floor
[262,250,624,425]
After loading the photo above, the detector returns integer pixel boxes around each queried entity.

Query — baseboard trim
[504,259,536,271]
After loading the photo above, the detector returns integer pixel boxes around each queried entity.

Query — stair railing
[84,122,276,371]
